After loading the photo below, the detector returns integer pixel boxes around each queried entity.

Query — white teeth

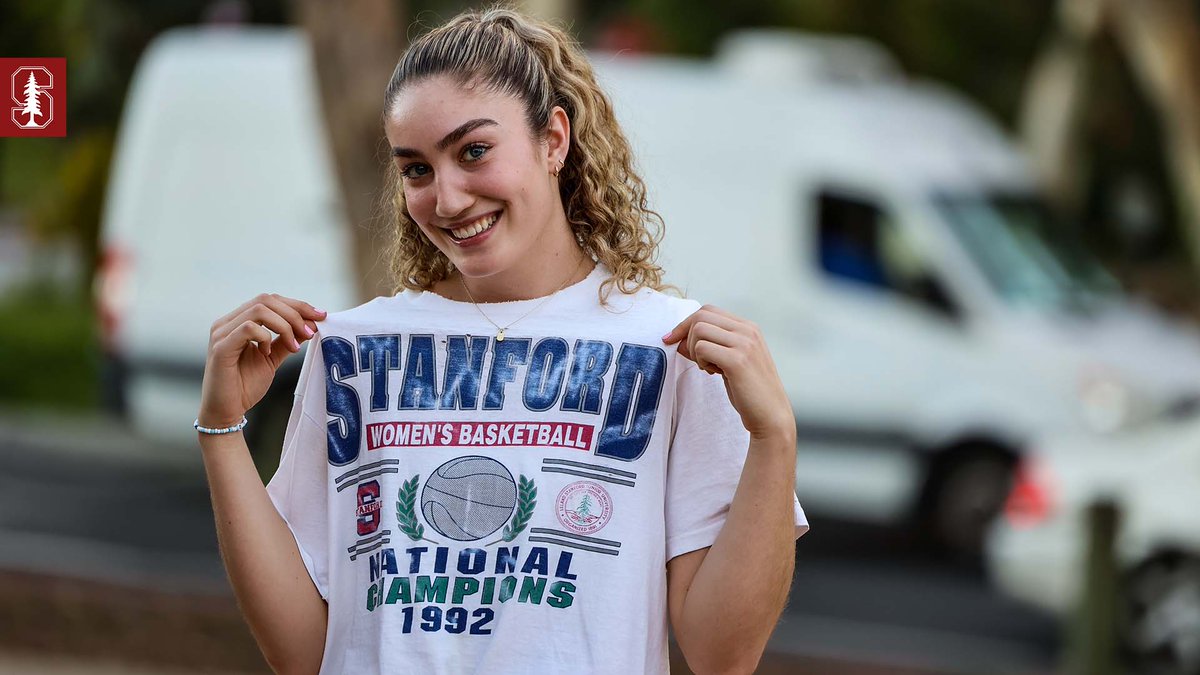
[450,213,498,240]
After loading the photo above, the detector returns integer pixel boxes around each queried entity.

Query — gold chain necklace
[458,255,590,342]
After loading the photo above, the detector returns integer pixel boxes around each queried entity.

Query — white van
[94,26,357,473]
[96,26,1200,550]
[596,34,1200,552]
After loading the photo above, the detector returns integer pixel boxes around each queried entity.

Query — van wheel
[1120,553,1200,675]
[926,451,1014,558]
[245,391,291,484]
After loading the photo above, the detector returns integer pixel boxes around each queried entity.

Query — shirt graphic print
[265,262,809,674]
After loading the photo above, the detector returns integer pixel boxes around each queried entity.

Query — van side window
[815,191,961,319]
[816,192,893,289]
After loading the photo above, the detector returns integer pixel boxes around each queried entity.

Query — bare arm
[197,293,330,674]
[200,431,328,674]
[667,428,797,674]
[661,305,803,674]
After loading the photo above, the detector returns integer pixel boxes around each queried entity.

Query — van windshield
[934,193,1121,311]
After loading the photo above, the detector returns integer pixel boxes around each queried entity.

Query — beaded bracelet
[194,415,249,435]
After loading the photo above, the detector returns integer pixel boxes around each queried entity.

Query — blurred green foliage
[0,282,98,410]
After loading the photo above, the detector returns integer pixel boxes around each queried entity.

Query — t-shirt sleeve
[665,359,809,562]
[264,339,330,600]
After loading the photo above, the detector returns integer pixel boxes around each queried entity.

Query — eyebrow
[391,118,499,158]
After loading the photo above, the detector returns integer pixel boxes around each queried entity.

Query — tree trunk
[1020,0,1200,269]
[288,0,405,302]
[1017,0,1104,215]
[1105,0,1200,267]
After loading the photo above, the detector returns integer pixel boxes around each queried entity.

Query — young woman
[197,7,807,674]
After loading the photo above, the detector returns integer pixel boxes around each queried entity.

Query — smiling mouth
[448,211,501,241]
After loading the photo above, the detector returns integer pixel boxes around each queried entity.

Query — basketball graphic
[420,456,517,541]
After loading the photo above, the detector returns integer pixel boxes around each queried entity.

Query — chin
[451,253,509,279]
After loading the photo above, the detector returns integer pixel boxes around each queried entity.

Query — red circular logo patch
[555,481,613,534]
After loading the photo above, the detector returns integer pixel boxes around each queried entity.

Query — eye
[461,143,490,162]
[399,163,430,181]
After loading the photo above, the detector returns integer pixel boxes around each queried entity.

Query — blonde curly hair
[379,5,678,305]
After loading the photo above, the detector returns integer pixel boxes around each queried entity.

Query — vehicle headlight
[1077,372,1133,433]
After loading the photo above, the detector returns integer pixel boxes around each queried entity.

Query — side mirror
[910,273,962,323]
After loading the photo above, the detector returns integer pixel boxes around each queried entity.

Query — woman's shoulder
[314,294,408,332]
[614,282,701,322]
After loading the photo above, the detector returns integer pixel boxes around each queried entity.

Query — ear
[545,105,571,168]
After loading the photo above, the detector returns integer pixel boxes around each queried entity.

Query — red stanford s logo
[1,58,67,137]
[356,480,383,536]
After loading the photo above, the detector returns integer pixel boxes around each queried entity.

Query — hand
[198,293,327,430]
[662,305,795,440]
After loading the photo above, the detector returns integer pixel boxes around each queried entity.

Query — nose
[434,170,474,220]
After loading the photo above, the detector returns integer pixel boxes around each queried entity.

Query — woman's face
[384,75,569,281]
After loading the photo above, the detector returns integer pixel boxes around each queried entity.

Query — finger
[230,293,327,324]
[268,333,301,369]
[212,293,273,331]
[265,296,312,345]
[264,295,326,346]
[271,317,322,371]
[214,320,274,360]
[254,294,323,344]
[212,302,302,352]
[676,320,735,362]
[283,295,328,322]
[212,302,288,347]
[212,293,326,339]
[693,340,736,376]
[693,303,742,323]
[685,322,738,368]
[662,310,702,345]
[662,306,744,345]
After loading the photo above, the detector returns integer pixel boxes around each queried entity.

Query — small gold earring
[551,160,564,177]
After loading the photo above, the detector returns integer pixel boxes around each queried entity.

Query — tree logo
[555,481,613,535]
[2,59,66,137]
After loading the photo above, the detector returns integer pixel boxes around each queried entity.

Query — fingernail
[303,325,314,337]
[661,332,671,342]
[291,338,301,350]
[315,307,327,315]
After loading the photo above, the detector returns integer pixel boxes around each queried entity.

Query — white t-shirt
[266,261,809,674]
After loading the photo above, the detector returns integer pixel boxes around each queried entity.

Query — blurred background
[4,0,1200,673]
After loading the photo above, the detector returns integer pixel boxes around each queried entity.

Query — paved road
[0,410,1061,674]
[0,410,225,594]
[777,520,1060,674]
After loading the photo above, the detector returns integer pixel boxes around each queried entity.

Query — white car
[987,419,1200,674]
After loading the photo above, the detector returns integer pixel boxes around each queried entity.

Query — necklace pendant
[496,329,506,342]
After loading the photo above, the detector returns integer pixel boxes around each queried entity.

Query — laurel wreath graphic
[395,474,440,545]
[486,475,536,547]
